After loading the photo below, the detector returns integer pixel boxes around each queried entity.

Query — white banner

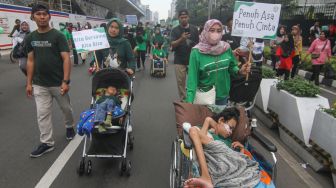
[231,1,281,40]
[72,27,110,53]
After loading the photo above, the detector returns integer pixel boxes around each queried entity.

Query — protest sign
[231,1,281,40]
[126,15,138,25]
[72,27,110,53]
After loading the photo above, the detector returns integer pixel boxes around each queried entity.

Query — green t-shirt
[152,48,166,58]
[186,48,239,103]
[26,29,70,87]
[60,28,71,41]
[136,33,148,51]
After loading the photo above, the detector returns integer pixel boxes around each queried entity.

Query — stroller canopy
[91,68,131,97]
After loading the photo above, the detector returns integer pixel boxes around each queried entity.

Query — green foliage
[263,46,271,60]
[322,108,336,118]
[262,67,276,79]
[322,102,336,118]
[276,77,320,97]
[299,51,336,79]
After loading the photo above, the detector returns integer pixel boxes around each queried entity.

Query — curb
[266,60,336,89]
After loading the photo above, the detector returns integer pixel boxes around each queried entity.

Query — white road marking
[35,135,83,188]
[320,86,336,96]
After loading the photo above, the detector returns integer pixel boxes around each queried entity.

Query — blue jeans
[215,97,228,106]
[94,99,116,123]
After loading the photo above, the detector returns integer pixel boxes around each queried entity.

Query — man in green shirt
[26,4,75,158]
[59,22,71,47]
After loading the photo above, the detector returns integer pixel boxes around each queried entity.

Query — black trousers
[311,64,324,85]
[137,50,146,69]
[271,54,277,70]
[291,55,300,78]
[277,69,290,80]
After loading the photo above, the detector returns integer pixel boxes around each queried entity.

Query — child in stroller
[76,68,134,176]
[94,85,125,133]
[182,107,262,188]
[151,42,167,77]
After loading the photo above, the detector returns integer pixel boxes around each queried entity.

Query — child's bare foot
[183,177,213,188]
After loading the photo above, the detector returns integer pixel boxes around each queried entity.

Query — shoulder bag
[311,40,327,59]
[193,56,218,105]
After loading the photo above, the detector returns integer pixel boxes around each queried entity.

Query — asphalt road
[0,53,334,188]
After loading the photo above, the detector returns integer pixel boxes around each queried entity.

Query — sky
[141,0,172,19]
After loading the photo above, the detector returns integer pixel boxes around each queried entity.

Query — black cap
[31,4,50,15]
[178,9,189,17]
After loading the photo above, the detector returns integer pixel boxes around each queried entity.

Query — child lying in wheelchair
[182,107,272,188]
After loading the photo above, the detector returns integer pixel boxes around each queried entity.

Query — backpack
[12,42,26,58]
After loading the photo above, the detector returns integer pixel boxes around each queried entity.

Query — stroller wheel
[86,160,92,175]
[77,158,85,176]
[119,158,126,176]
[119,158,131,177]
[125,160,131,177]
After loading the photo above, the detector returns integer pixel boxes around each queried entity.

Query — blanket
[203,140,260,187]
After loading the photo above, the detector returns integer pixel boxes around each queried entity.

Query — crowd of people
[3,2,336,188]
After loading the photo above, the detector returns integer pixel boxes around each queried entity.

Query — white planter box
[310,110,336,170]
[267,86,330,146]
[267,86,282,114]
[255,79,278,113]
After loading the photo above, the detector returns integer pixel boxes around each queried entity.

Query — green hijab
[106,18,127,46]
[152,27,164,45]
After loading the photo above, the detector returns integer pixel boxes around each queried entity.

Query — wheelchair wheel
[170,139,182,188]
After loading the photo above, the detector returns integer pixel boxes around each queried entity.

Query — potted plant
[255,67,278,113]
[267,77,330,146]
[310,102,336,178]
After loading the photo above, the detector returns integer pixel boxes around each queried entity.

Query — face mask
[85,26,89,29]
[208,32,222,45]
[223,123,232,135]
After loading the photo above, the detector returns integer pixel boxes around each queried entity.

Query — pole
[303,0,308,15]
[185,0,188,9]
[333,3,336,19]
[208,0,212,20]
[93,51,100,71]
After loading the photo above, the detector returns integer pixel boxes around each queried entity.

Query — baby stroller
[170,69,278,187]
[150,58,167,77]
[77,68,135,176]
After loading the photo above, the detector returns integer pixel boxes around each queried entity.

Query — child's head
[212,107,240,138]
[105,86,117,96]
[155,42,163,49]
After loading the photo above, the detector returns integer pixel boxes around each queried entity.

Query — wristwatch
[62,80,71,84]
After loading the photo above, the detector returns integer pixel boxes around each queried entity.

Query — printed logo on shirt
[31,41,52,48]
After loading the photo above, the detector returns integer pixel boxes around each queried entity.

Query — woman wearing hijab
[13,20,30,76]
[291,25,302,78]
[186,19,250,106]
[275,33,295,80]
[270,25,286,70]
[96,18,136,75]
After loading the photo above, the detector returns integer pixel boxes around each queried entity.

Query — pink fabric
[308,38,332,65]
[193,19,230,55]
